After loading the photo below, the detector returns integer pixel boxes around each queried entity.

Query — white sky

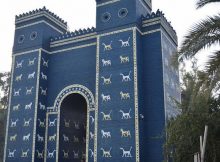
[0,0,219,72]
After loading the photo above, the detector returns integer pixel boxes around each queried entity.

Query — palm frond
[206,51,220,73]
[196,0,220,9]
[179,14,220,58]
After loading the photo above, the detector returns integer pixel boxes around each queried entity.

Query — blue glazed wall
[142,31,165,162]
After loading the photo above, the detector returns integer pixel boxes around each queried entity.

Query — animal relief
[64,119,70,127]
[119,37,130,47]
[73,150,79,159]
[100,147,112,158]
[90,116,94,124]
[49,118,57,127]
[120,129,131,138]
[102,59,111,66]
[14,88,21,96]
[101,130,111,138]
[42,58,49,67]
[120,71,132,82]
[28,72,35,79]
[120,91,130,100]
[28,58,36,66]
[63,134,69,142]
[101,93,111,102]
[90,132,94,140]
[47,150,56,158]
[100,110,112,120]
[21,149,30,158]
[16,60,24,68]
[37,134,44,142]
[39,102,46,110]
[120,147,132,157]
[25,102,33,110]
[73,136,79,143]
[74,122,80,129]
[15,74,22,81]
[41,72,47,80]
[119,109,132,119]
[12,104,20,111]
[120,55,130,63]
[101,75,112,85]
[23,118,32,127]
[102,41,113,51]
[8,149,16,158]
[10,119,19,127]
[26,87,34,95]
[38,119,45,127]
[9,134,17,142]
[40,87,47,96]
[62,150,69,159]
[49,134,56,142]
[23,133,31,141]
[36,150,44,159]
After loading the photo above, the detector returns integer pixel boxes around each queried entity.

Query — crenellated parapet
[50,27,96,42]
[142,9,177,44]
[15,6,67,31]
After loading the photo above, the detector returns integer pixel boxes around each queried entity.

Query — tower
[4,7,67,162]
[4,1,180,162]
[96,0,151,31]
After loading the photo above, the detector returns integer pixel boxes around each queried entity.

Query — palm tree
[179,0,220,73]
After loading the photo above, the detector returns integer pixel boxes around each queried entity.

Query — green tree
[179,0,220,73]
[165,67,220,161]
[0,72,10,162]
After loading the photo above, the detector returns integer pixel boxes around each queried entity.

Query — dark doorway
[59,93,87,162]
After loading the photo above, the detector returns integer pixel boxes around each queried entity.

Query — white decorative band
[13,42,96,56]
[16,20,64,34]
[51,33,97,45]
[97,0,120,7]
[50,35,97,48]
[16,11,67,30]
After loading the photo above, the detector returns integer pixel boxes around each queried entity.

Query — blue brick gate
[4,0,180,162]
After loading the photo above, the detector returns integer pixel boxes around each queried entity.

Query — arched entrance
[53,84,95,162]
[59,93,87,162]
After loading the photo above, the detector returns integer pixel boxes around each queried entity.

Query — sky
[0,0,220,72]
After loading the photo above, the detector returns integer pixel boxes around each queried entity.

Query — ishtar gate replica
[4,0,181,162]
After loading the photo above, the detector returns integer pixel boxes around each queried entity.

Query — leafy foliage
[0,72,10,162]
[167,0,220,158]
[196,0,220,9]
[165,68,220,162]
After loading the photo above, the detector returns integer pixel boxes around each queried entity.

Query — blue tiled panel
[6,52,39,162]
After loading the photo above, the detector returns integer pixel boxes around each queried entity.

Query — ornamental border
[31,49,42,162]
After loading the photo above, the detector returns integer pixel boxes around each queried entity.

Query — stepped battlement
[142,10,176,34]
[142,10,177,42]
[15,6,67,28]
[50,27,96,42]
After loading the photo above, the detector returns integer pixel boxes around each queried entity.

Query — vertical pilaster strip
[32,49,41,162]
[133,28,140,162]
[56,111,60,162]
[44,113,49,162]
[94,35,100,162]
[86,101,90,162]
[3,55,15,162]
